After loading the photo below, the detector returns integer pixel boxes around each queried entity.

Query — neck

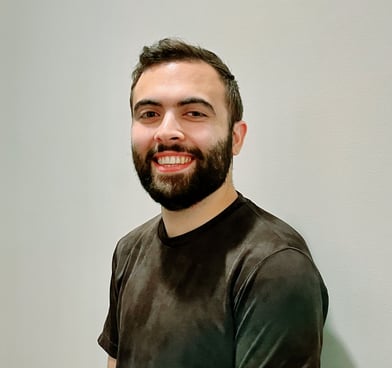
[161,180,238,237]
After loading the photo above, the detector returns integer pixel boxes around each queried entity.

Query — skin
[107,356,116,368]
[107,60,247,367]
[131,60,247,236]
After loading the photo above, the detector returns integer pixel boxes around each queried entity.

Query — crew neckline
[158,192,246,248]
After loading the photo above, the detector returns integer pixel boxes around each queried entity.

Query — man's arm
[234,249,328,368]
[107,356,116,368]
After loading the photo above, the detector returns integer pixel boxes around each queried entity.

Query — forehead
[132,61,226,106]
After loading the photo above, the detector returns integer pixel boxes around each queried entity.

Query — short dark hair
[130,38,243,129]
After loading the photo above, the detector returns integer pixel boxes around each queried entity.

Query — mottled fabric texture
[98,194,328,367]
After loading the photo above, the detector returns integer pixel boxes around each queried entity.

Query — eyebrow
[133,97,216,115]
[133,99,162,114]
[177,97,216,115]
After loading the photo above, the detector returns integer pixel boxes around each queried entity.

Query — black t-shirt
[98,194,328,367]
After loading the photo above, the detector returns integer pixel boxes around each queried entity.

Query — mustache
[146,144,204,161]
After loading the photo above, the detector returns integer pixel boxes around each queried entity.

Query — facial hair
[132,132,233,211]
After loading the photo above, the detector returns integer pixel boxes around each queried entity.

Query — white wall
[2,1,391,367]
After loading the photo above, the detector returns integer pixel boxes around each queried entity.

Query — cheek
[131,123,152,150]
[186,125,227,149]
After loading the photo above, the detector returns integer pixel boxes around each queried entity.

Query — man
[98,38,328,368]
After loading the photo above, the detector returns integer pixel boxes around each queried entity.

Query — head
[130,38,243,130]
[130,39,246,211]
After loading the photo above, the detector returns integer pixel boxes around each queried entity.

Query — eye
[135,110,161,122]
[185,111,207,118]
[140,111,159,119]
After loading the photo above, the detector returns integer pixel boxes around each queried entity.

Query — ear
[232,120,247,155]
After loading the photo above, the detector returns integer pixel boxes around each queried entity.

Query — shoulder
[235,195,311,258]
[112,215,161,272]
[116,215,160,250]
[230,196,328,313]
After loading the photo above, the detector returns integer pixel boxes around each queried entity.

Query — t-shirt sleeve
[233,248,328,368]
[97,251,120,359]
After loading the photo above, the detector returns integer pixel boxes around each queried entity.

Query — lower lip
[153,160,194,173]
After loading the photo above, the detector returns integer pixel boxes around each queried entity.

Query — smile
[153,152,194,173]
[157,156,192,165]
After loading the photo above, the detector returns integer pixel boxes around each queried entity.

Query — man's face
[131,61,233,211]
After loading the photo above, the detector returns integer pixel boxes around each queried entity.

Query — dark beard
[132,133,233,211]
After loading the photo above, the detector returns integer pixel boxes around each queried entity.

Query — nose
[153,112,185,143]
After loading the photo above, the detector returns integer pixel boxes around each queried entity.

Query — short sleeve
[234,248,328,368]
[97,250,120,358]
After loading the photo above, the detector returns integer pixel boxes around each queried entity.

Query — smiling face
[131,61,238,210]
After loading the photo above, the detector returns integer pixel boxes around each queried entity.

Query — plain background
[2,0,391,367]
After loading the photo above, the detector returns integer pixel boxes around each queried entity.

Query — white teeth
[157,156,191,165]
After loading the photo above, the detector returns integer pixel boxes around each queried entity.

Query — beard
[132,133,233,211]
